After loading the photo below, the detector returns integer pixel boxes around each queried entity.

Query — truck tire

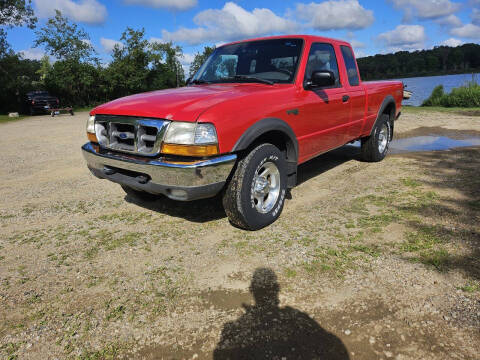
[222,143,287,230]
[360,114,392,162]
[121,185,159,201]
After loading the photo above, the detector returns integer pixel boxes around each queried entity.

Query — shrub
[422,76,480,107]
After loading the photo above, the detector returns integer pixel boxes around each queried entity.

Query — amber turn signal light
[161,143,219,157]
[87,132,98,143]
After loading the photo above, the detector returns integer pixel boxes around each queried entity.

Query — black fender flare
[232,117,298,164]
[370,95,396,136]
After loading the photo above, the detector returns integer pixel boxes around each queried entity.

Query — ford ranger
[82,35,403,230]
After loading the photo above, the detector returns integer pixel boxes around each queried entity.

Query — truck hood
[92,84,277,122]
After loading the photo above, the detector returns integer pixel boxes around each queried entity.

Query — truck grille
[94,115,170,156]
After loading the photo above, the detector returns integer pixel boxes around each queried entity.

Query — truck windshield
[191,38,303,85]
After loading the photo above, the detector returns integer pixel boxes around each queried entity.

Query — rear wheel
[360,114,392,162]
[121,185,160,201]
[222,143,287,230]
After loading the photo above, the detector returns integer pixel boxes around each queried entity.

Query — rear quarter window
[340,46,360,86]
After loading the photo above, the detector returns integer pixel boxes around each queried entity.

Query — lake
[394,73,479,106]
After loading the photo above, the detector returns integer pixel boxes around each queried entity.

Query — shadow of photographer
[213,268,350,360]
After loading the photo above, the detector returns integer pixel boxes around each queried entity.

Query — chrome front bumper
[81,142,237,201]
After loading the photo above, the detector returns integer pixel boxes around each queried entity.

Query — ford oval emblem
[119,133,127,139]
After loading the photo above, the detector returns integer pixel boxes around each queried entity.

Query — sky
[4,0,480,73]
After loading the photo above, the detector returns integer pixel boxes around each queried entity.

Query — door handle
[342,95,350,103]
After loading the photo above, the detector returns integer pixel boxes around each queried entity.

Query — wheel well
[383,102,396,120]
[246,130,297,163]
[382,101,396,139]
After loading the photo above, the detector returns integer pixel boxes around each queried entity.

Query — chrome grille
[94,115,169,156]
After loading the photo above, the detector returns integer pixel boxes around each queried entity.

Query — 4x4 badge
[287,109,299,116]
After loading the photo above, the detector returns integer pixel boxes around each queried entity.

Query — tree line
[2,1,480,113]
[0,4,195,113]
[357,43,480,80]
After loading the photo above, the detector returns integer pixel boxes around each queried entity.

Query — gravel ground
[0,109,479,359]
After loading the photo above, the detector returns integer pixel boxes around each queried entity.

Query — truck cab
[82,35,403,230]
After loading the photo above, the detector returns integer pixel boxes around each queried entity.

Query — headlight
[194,123,217,144]
[164,122,196,144]
[86,115,95,133]
[164,122,217,145]
[162,122,219,156]
[86,115,98,142]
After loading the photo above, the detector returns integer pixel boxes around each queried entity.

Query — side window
[340,45,359,86]
[304,43,340,88]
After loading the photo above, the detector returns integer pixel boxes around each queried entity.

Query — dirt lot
[1,109,479,359]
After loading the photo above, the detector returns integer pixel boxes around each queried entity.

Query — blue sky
[4,0,480,72]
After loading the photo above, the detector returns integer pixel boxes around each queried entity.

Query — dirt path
[0,110,479,359]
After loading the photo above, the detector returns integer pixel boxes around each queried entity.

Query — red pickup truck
[82,35,403,230]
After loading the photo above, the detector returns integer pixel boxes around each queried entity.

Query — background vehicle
[23,91,59,115]
[82,35,403,230]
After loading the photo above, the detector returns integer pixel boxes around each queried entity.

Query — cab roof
[221,34,351,48]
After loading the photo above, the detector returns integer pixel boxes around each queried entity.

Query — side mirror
[185,77,192,85]
[307,70,335,88]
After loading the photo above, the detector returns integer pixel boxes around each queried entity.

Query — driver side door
[296,42,350,161]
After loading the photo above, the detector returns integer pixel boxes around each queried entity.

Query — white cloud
[123,0,197,11]
[350,39,365,49]
[377,24,426,51]
[390,0,460,21]
[100,37,123,53]
[441,38,463,47]
[294,0,374,30]
[472,9,480,26]
[20,48,47,60]
[181,53,195,66]
[33,0,107,25]
[436,14,462,27]
[179,52,195,73]
[450,23,480,38]
[160,2,297,45]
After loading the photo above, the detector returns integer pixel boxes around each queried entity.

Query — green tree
[34,54,51,86]
[34,11,100,107]
[0,54,40,112]
[34,10,94,61]
[104,28,185,99]
[189,45,215,78]
[0,0,36,28]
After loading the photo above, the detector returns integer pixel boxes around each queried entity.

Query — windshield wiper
[234,75,275,85]
[216,75,274,85]
[188,79,210,85]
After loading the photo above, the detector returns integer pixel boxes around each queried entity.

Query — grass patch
[458,281,480,293]
[350,244,381,258]
[105,303,126,321]
[303,246,359,276]
[401,178,421,188]
[83,230,142,259]
[284,267,297,278]
[0,341,22,360]
[402,106,480,116]
[78,343,121,360]
[413,249,451,271]
[400,225,446,252]
[401,224,452,271]
[98,211,152,225]
[0,114,27,124]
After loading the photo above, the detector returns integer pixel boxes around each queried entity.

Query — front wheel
[222,143,287,230]
[360,114,392,162]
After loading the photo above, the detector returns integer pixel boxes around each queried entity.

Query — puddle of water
[349,134,480,154]
[199,289,252,311]
[389,135,480,154]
